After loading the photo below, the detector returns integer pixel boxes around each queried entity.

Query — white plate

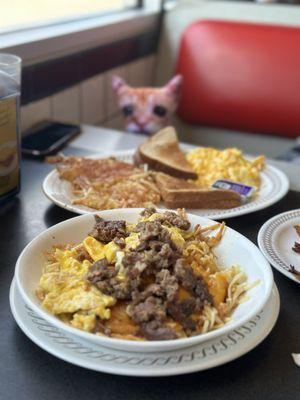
[42,149,289,220]
[258,209,300,284]
[15,208,273,353]
[10,279,280,377]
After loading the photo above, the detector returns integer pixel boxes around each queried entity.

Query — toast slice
[154,173,241,209]
[135,126,198,180]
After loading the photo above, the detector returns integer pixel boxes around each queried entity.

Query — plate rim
[9,278,280,377]
[258,209,300,284]
[42,149,289,219]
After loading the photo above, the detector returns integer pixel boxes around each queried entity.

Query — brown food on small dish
[286,225,300,278]
[288,265,300,278]
[292,224,300,254]
[294,224,300,237]
[292,242,300,254]
[289,225,300,278]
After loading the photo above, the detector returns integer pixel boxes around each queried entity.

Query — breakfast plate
[10,279,280,377]
[42,149,289,220]
[14,208,273,353]
[258,209,300,284]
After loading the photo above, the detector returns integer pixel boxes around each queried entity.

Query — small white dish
[42,149,289,219]
[15,208,273,353]
[9,279,280,377]
[258,209,300,284]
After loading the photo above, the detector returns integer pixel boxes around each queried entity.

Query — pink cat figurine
[112,74,182,134]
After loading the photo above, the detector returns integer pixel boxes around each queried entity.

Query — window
[0,0,141,33]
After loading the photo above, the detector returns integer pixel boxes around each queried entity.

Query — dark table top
[0,154,299,400]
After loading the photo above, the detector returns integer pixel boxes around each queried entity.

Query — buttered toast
[154,173,241,209]
[135,127,198,180]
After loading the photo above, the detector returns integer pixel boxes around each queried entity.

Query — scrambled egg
[83,236,119,263]
[166,227,185,249]
[37,246,116,332]
[125,233,139,250]
[37,228,143,332]
[186,147,265,188]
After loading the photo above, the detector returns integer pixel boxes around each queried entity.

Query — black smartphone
[21,121,81,157]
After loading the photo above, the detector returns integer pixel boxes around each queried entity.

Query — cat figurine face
[112,74,182,134]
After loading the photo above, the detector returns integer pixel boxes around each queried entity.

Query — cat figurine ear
[164,74,183,97]
[111,75,128,93]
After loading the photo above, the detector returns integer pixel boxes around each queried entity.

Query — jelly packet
[212,179,256,201]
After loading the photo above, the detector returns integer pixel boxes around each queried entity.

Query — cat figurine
[112,74,182,134]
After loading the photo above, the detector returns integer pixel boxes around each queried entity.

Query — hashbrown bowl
[15,208,274,353]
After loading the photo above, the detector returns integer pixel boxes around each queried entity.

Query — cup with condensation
[0,53,22,203]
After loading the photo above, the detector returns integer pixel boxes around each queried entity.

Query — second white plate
[42,149,289,220]
[258,209,300,284]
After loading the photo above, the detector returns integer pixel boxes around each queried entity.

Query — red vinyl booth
[176,20,300,138]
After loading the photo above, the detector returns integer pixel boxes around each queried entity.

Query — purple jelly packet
[212,179,256,199]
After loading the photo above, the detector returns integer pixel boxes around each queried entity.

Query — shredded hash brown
[49,156,161,210]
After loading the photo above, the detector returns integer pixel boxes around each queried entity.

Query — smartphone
[21,121,81,157]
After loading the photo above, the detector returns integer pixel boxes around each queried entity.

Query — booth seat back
[176,20,300,138]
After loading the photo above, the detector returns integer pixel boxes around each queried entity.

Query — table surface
[0,141,299,400]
